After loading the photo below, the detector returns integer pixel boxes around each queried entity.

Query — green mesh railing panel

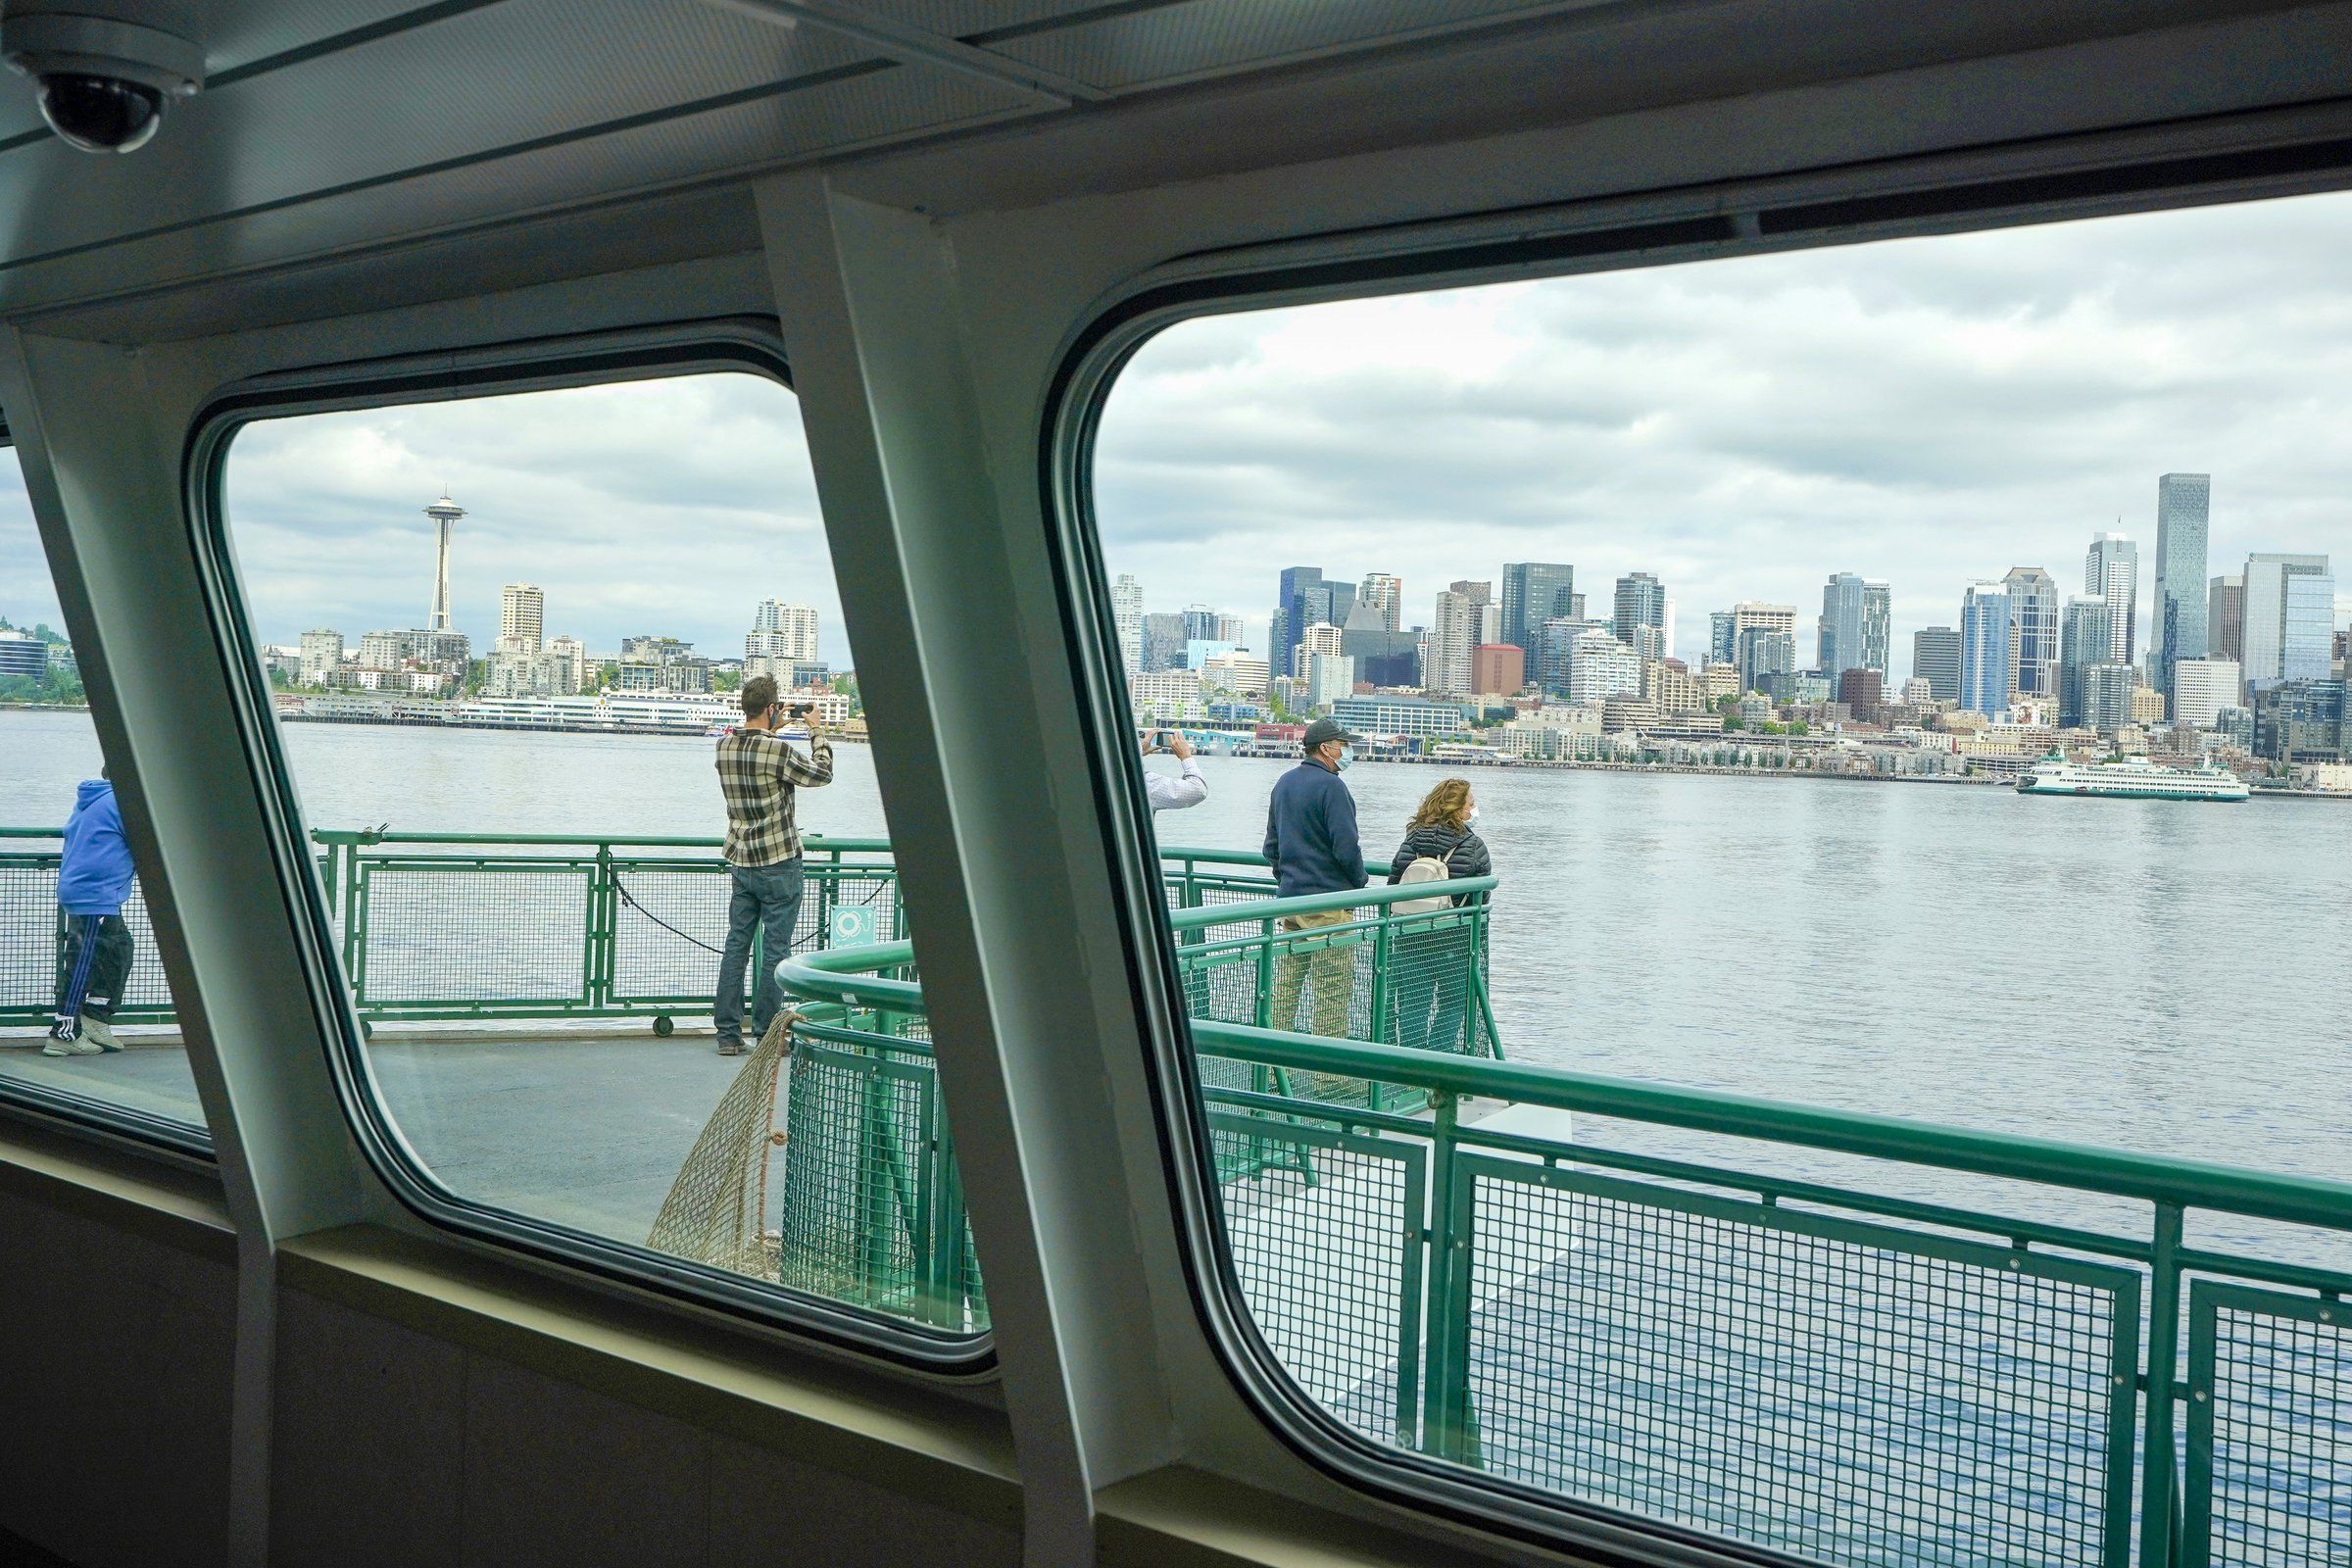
[1441,1157,2140,1568]
[1183,905,1494,1116]
[1209,1109,1427,1447]
[350,858,594,1008]
[1,854,174,1022]
[2187,1283,2352,1565]
[774,1028,986,1333]
[607,858,735,1005]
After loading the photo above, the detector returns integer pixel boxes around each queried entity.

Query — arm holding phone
[1142,728,1207,812]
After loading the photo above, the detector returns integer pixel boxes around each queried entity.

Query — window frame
[1038,140,2352,1554]
[0,428,216,1165]
[180,319,997,1375]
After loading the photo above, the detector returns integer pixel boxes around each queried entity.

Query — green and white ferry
[2017,749,2251,802]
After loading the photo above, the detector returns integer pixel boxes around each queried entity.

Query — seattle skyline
[4,193,2352,674]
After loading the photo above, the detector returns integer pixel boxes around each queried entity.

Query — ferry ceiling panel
[0,0,2343,331]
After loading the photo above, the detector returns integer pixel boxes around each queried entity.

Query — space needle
[423,493,466,631]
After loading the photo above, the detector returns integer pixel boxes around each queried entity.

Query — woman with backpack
[1385,777,1493,1054]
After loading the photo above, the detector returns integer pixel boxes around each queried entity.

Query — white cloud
[7,189,2352,684]
[1093,189,2352,677]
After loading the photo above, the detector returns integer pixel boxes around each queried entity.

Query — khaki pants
[1268,906,1355,1038]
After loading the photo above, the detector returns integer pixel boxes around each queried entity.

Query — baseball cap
[1300,716,1362,750]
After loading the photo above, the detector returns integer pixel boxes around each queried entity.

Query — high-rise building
[1271,566,1320,670]
[1708,611,1737,666]
[1292,619,1344,678]
[1613,572,1665,649]
[2002,567,2059,699]
[2081,662,2136,733]
[2084,533,2138,676]
[1912,626,1961,702]
[1471,644,1525,696]
[2058,596,2110,728]
[1356,574,1402,632]
[2208,574,2245,663]
[423,494,465,632]
[1109,573,1145,676]
[2172,660,2242,729]
[1735,626,1794,697]
[746,602,819,674]
[1731,601,1795,643]
[1568,627,1642,706]
[1817,572,1890,684]
[1499,563,1575,654]
[1959,583,2013,715]
[1427,589,1480,696]
[499,583,544,654]
[1836,666,1884,715]
[1181,605,1244,646]
[1533,615,1602,697]
[2242,554,2334,691]
[1140,612,1187,673]
[2152,473,2211,698]
[298,629,344,686]
[1304,652,1354,710]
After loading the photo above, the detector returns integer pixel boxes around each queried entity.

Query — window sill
[0,1117,233,1263]
[275,1223,1022,1534]
[1099,1464,1559,1568]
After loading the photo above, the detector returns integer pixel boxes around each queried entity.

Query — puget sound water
[8,708,2351,1261]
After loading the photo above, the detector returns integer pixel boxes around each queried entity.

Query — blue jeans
[713,858,806,1046]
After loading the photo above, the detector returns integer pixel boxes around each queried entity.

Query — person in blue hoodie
[47,774,135,1057]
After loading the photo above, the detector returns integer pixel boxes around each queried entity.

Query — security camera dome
[0,6,203,155]
[35,70,163,153]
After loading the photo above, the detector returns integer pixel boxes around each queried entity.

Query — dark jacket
[1262,760,1367,899]
[1387,820,1492,906]
[58,779,134,916]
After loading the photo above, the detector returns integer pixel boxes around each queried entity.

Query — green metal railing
[773,938,2352,1568]
[7,824,1497,1046]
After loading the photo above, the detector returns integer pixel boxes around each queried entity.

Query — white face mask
[1467,806,1481,823]
[1334,744,1354,771]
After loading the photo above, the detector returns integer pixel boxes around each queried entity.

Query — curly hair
[1408,777,1474,832]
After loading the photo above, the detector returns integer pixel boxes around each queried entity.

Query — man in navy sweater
[1261,716,1368,1038]
[47,775,136,1057]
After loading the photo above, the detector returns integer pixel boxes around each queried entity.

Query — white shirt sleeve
[1146,758,1208,810]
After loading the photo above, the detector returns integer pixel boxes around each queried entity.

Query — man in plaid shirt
[712,674,834,1055]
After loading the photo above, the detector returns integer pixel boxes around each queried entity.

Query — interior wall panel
[0,1187,235,1568]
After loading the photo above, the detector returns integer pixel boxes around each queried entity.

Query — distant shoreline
[0,701,90,713]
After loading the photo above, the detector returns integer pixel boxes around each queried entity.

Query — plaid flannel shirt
[715,728,834,866]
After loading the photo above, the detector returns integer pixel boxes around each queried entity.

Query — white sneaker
[43,1019,101,1057]
[81,1016,123,1053]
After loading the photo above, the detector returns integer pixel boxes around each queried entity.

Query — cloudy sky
[5,187,2351,684]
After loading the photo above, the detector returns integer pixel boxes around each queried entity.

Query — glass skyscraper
[2242,554,2333,691]
[1500,563,1576,654]
[1911,625,1961,703]
[2084,532,2138,677]
[1818,571,1890,684]
[2058,596,2110,727]
[2001,567,2059,700]
[2152,472,2210,698]
[1960,584,2013,714]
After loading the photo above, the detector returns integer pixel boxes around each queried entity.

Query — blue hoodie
[58,779,133,916]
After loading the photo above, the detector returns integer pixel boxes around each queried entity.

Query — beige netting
[647,1010,794,1279]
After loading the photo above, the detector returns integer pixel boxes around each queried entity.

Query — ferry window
[1077,192,2352,1557]
[1,444,210,1146]
[212,366,984,1346]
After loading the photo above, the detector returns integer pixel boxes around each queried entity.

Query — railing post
[590,842,614,1012]
[2141,1203,2185,1568]
[1421,1088,1473,1463]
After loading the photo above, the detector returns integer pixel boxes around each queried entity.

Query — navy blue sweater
[1261,760,1367,899]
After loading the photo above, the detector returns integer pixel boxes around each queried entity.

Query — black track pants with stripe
[56,912,133,1023]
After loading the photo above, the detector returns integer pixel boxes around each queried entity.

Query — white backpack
[1393,853,1452,915]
